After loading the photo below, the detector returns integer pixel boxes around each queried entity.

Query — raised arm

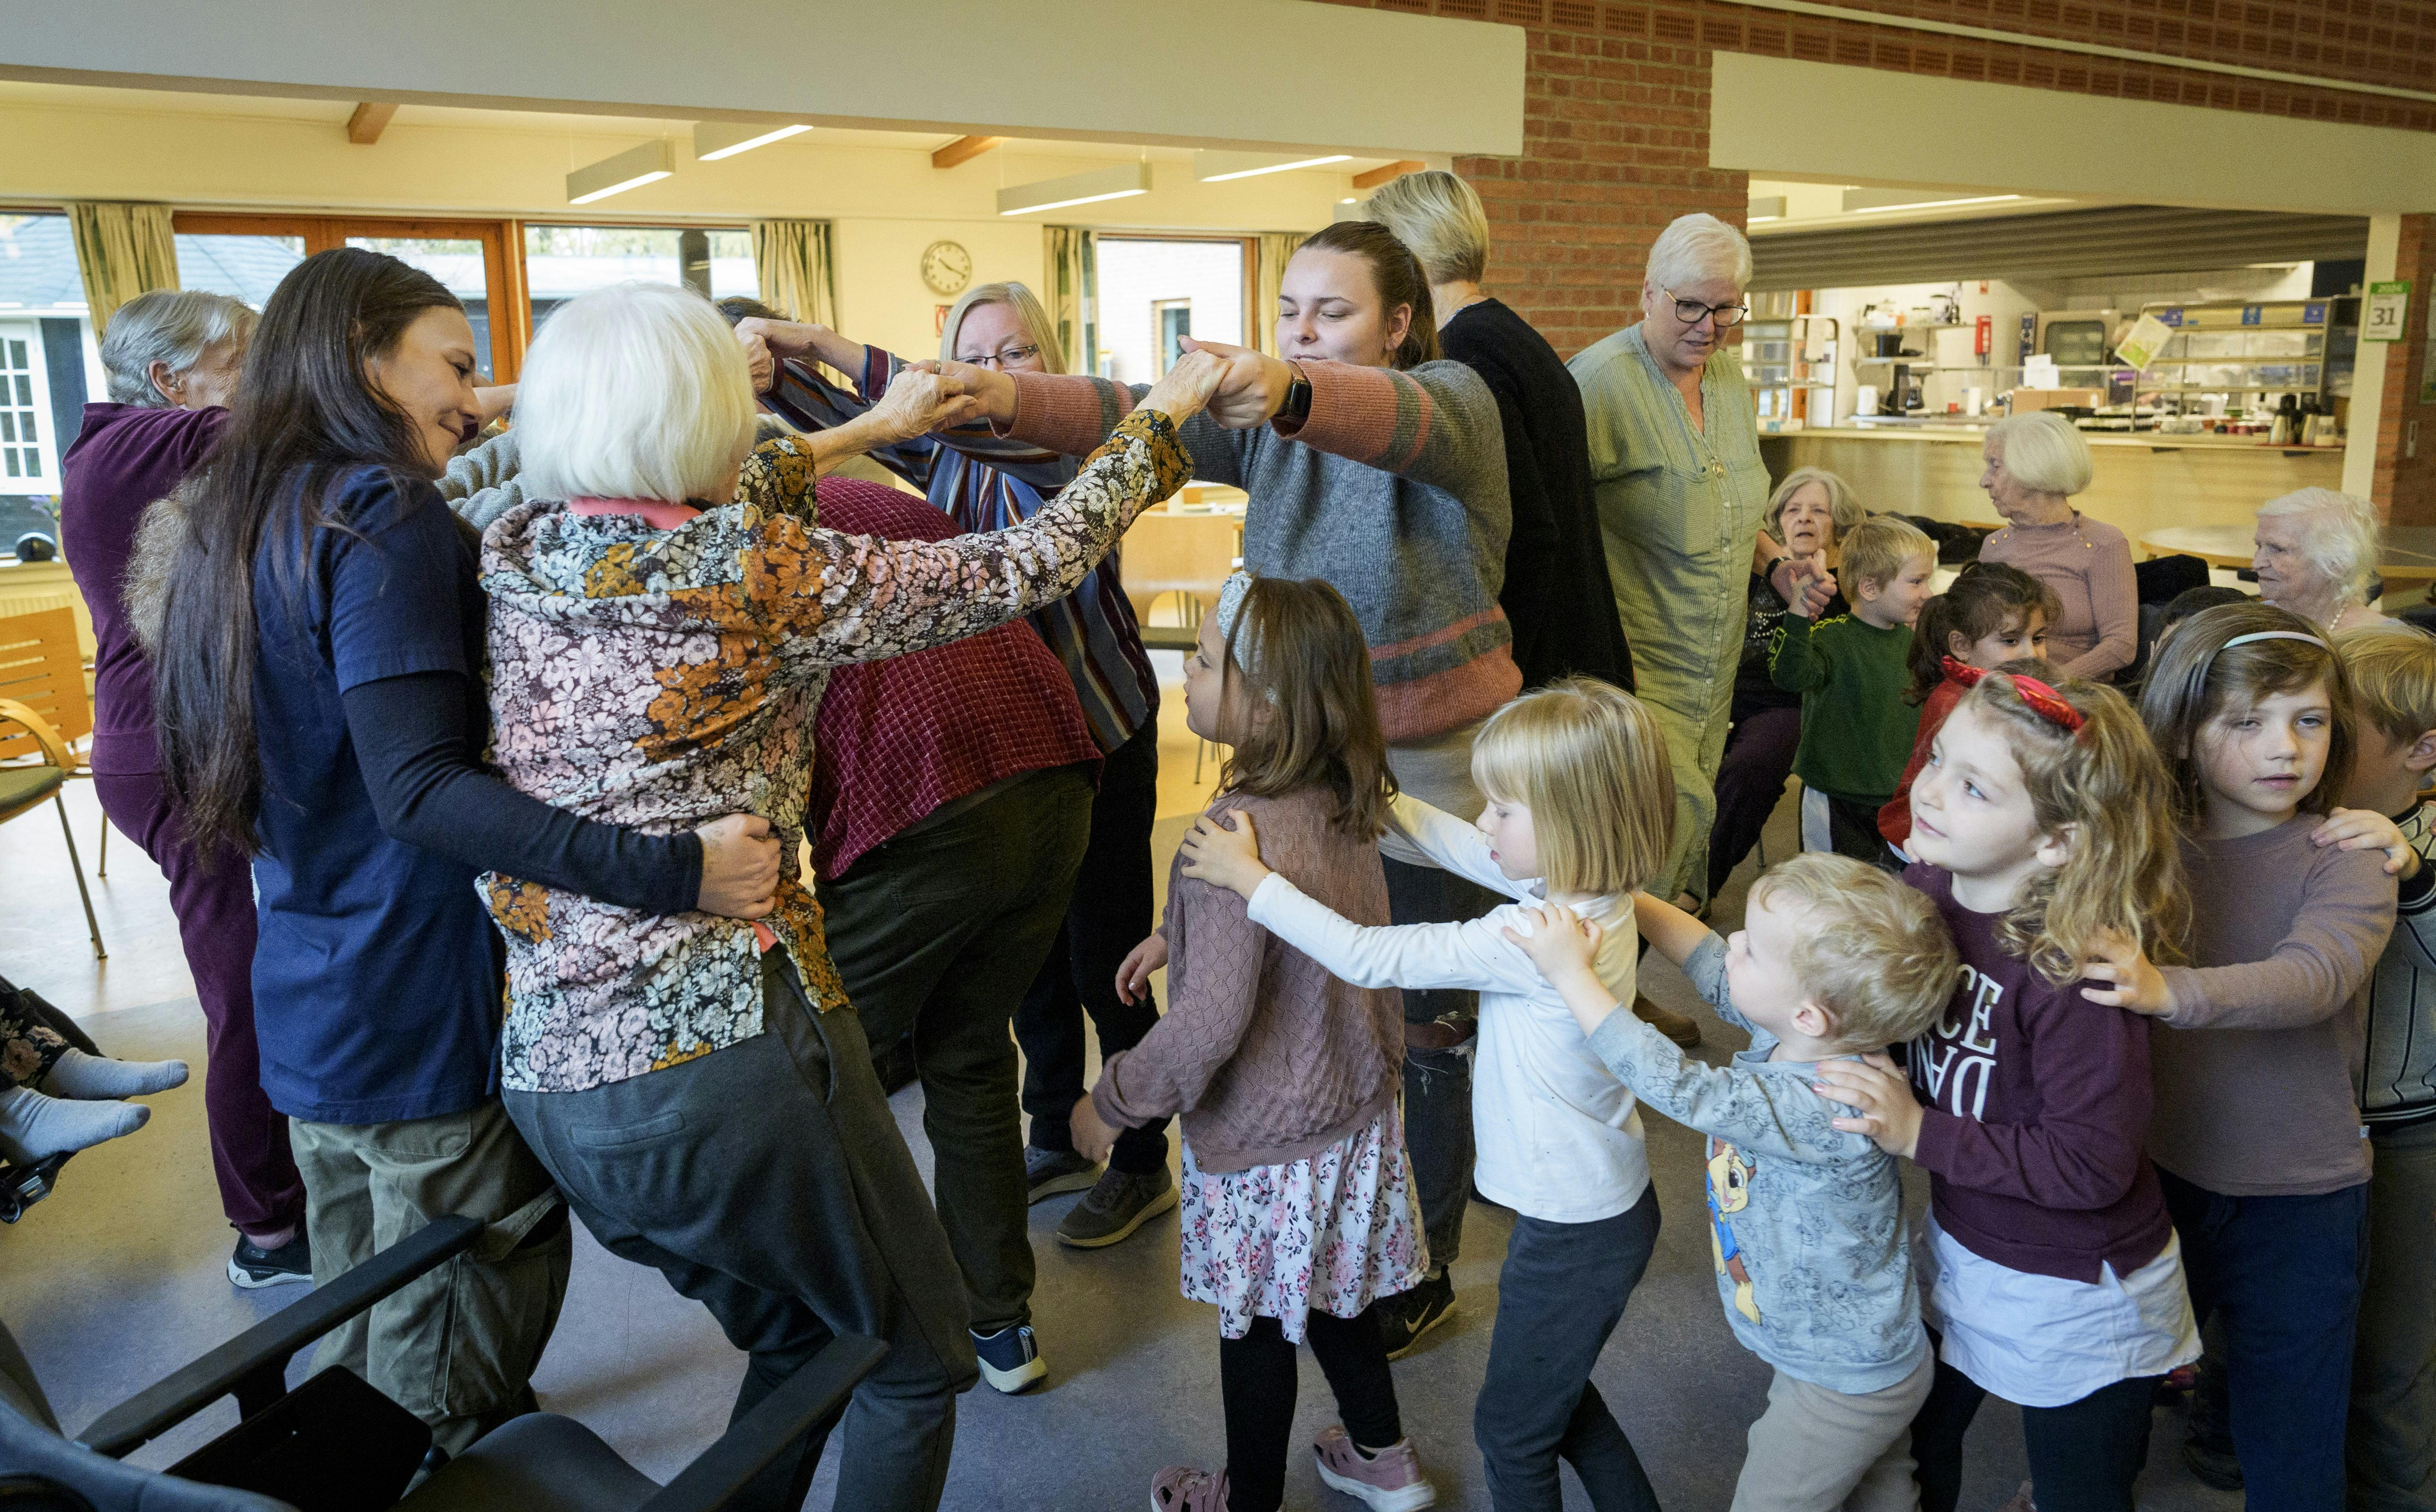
[1244,872,1543,996]
[1769,611,1828,694]
[1384,793,1529,900]
[2157,850,2394,1031]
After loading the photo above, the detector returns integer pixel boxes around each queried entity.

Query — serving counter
[1757,424,2343,548]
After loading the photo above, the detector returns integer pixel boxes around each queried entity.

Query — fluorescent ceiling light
[694,121,811,160]
[567,140,675,205]
[1843,190,2022,215]
[1194,150,1353,183]
[997,162,1152,216]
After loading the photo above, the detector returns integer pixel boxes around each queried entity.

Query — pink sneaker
[1313,1424,1436,1510]
[1150,1464,1230,1512]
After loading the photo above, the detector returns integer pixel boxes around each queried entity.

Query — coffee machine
[1888,363,1926,413]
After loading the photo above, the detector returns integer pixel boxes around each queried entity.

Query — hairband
[1943,657,2086,734]
[2222,630,2329,652]
[1212,571,1276,701]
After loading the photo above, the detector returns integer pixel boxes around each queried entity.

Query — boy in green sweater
[1770,515,1937,866]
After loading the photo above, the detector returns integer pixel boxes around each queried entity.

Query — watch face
[921,240,972,296]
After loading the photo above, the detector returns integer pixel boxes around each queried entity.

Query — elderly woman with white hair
[1569,214,1819,967]
[480,280,1222,1512]
[2253,486,2388,633]
[1974,410,2137,678]
[1368,168,1632,694]
[57,288,315,1287]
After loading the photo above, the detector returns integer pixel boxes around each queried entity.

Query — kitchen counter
[1759,425,2343,545]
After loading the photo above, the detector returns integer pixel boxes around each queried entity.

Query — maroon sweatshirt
[1902,864,2174,1283]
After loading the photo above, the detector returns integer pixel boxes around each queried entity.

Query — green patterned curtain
[68,203,180,336]
[1044,226,1097,376]
[750,219,838,328]
[1252,232,1307,358]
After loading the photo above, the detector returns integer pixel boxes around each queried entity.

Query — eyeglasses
[1660,289,1749,329]
[959,344,1042,369]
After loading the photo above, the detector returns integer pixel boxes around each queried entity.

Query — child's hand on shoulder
[2078,927,2177,1017]
[1178,809,1272,898]
[1115,932,1168,1006]
[1812,1051,1924,1159]
[2313,807,2420,878]
[1501,901,1603,982]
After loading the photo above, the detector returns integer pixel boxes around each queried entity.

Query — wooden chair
[1119,508,1241,778]
[0,608,103,957]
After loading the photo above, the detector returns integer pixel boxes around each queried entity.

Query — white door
[0,323,57,488]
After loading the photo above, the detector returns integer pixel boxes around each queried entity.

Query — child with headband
[1812,665,2199,1512]
[2079,603,2407,1512]
[1079,573,1433,1512]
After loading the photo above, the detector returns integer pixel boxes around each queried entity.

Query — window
[0,214,95,552]
[175,232,305,308]
[1094,239,1246,384]
[524,225,755,332]
[0,327,54,484]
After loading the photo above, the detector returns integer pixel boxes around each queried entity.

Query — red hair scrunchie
[1941,656,2086,734]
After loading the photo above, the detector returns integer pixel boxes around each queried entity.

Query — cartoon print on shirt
[1910,962,2002,1119]
[1706,1136,1760,1323]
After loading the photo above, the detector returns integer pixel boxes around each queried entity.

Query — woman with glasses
[1570,214,1822,941]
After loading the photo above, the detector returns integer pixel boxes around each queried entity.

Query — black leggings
[1219,1305,1402,1512]
[1910,1356,2159,1512]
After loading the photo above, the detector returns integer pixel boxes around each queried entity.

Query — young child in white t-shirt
[1182,676,1671,1509]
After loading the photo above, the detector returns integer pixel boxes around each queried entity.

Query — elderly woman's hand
[736,329,775,395]
[867,367,988,443]
[1138,348,1228,427]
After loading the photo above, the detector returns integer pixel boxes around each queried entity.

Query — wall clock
[921,239,973,296]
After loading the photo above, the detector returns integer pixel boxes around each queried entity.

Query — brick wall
[1313,0,2435,357]
[2374,214,2436,526]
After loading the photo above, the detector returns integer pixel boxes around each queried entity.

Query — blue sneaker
[972,1323,1046,1394]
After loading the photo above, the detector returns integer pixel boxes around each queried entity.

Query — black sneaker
[972,1323,1047,1394]
[1375,1270,1456,1360]
[1054,1166,1177,1249]
[1026,1145,1101,1205]
[2182,1435,2243,1491]
[229,1233,313,1289]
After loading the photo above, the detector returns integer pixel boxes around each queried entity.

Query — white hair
[98,289,256,407]
[1365,170,1491,286]
[517,282,760,505]
[2260,487,2382,601]
[1643,213,1751,293]
[1985,410,2094,497]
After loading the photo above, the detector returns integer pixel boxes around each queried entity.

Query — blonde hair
[1644,212,1752,291]
[2337,621,2436,745]
[938,281,1067,374]
[1987,410,2094,497]
[1763,467,1864,542]
[2141,600,2356,823]
[1749,854,1959,1049]
[517,281,759,504]
[1363,169,1491,286]
[1960,672,2188,982]
[2259,486,2381,604]
[1835,514,1935,603]
[1470,678,1674,897]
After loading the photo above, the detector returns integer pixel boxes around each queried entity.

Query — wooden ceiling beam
[1351,159,1425,190]
[346,102,397,144]
[931,134,1006,169]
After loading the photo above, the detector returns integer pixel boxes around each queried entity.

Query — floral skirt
[1178,1106,1429,1342]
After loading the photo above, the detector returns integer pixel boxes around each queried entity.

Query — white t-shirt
[1918,1215,2201,1408]
[1243,795,1650,1225]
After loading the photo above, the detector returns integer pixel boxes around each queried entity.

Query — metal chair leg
[52,794,106,959]
[97,813,108,878]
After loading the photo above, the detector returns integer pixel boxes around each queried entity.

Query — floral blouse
[481,409,1189,1094]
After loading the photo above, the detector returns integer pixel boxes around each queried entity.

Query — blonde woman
[1707,467,1864,897]
[1976,411,2136,678]
[734,286,1180,1256]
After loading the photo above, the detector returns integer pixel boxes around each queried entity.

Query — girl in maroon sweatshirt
[1815,669,2197,1512]
[2086,603,2404,1512]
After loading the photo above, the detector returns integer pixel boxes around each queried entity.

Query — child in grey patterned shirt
[1508,853,1958,1512]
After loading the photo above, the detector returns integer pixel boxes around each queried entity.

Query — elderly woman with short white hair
[1975,410,2137,679]
[1569,213,1819,947]
[2253,486,2388,634]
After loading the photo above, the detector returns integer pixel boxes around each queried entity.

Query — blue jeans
[1475,1188,1664,1512]
[1382,857,1501,1270]
[2159,1166,2370,1512]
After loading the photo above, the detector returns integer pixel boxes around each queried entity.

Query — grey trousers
[2352,1116,2436,1512]
[818,764,1093,1332]
[506,951,977,1512]
[291,1099,572,1457]
[1730,1355,1935,1512]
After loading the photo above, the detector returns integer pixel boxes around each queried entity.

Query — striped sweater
[2365,801,2436,1128]
[1003,361,1518,742]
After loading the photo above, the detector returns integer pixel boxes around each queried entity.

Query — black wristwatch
[1280,367,1313,427]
